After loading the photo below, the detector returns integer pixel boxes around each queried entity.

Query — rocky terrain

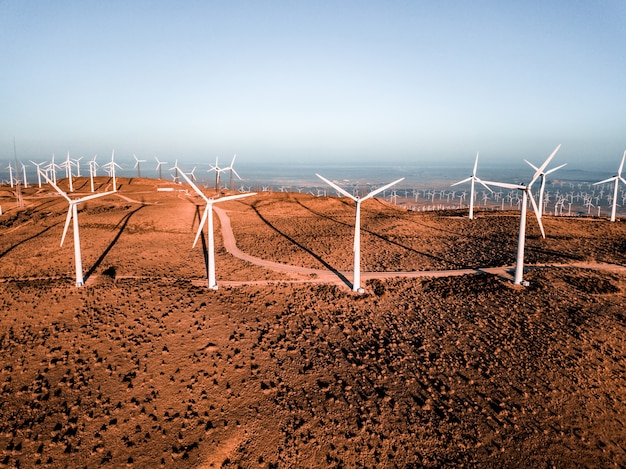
[0,177,624,468]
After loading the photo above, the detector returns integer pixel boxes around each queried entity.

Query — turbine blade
[61,206,73,247]
[528,191,546,238]
[524,159,540,172]
[451,176,472,187]
[316,174,356,200]
[475,177,494,193]
[544,163,567,174]
[176,165,211,203]
[211,192,257,204]
[39,167,72,202]
[594,176,617,185]
[76,191,116,203]
[361,177,405,201]
[231,168,242,180]
[618,150,626,176]
[193,206,209,249]
[472,152,479,177]
[480,180,523,190]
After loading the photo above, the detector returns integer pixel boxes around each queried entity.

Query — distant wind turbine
[39,168,115,286]
[208,156,230,191]
[451,152,492,219]
[593,150,626,222]
[225,154,242,190]
[316,173,404,293]
[133,154,147,178]
[29,160,46,188]
[175,163,256,289]
[60,152,74,192]
[89,155,99,192]
[20,162,28,188]
[101,150,122,192]
[482,144,561,285]
[155,157,168,180]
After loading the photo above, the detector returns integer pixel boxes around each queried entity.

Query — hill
[0,177,625,467]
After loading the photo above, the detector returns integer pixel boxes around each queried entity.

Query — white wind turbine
[101,150,122,192]
[89,155,99,192]
[593,150,626,222]
[175,163,256,290]
[39,168,115,287]
[208,156,228,191]
[29,160,46,188]
[451,152,492,219]
[133,154,147,178]
[46,154,59,185]
[482,144,561,285]
[60,152,75,192]
[225,154,242,190]
[6,163,14,188]
[524,158,566,218]
[20,162,28,188]
[155,157,168,180]
[316,174,404,293]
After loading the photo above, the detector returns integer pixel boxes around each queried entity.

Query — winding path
[212,206,626,289]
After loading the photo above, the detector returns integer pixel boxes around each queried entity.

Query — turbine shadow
[85,205,145,281]
[294,196,463,269]
[250,200,352,289]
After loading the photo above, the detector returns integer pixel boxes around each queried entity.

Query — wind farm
[0,148,625,468]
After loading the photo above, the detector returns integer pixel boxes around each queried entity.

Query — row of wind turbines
[4,151,244,194]
[10,146,626,292]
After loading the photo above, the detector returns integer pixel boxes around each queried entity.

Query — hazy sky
[1,1,625,169]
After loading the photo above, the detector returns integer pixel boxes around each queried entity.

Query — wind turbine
[316,173,404,293]
[225,154,242,190]
[524,158,566,218]
[6,163,14,188]
[175,163,256,290]
[155,157,168,180]
[208,156,228,191]
[451,152,492,219]
[88,155,98,192]
[38,168,115,286]
[593,150,626,222]
[60,152,74,192]
[47,154,59,185]
[482,144,561,285]
[20,162,28,188]
[29,160,46,188]
[101,150,122,192]
[133,154,147,178]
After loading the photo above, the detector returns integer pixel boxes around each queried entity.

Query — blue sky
[1,1,625,170]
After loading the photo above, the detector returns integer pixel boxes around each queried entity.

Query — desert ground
[0,176,625,468]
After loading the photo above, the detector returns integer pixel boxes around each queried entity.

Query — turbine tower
[316,173,404,293]
[38,169,114,286]
[524,159,566,218]
[482,144,561,285]
[593,150,626,222]
[175,164,256,290]
[451,152,492,219]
